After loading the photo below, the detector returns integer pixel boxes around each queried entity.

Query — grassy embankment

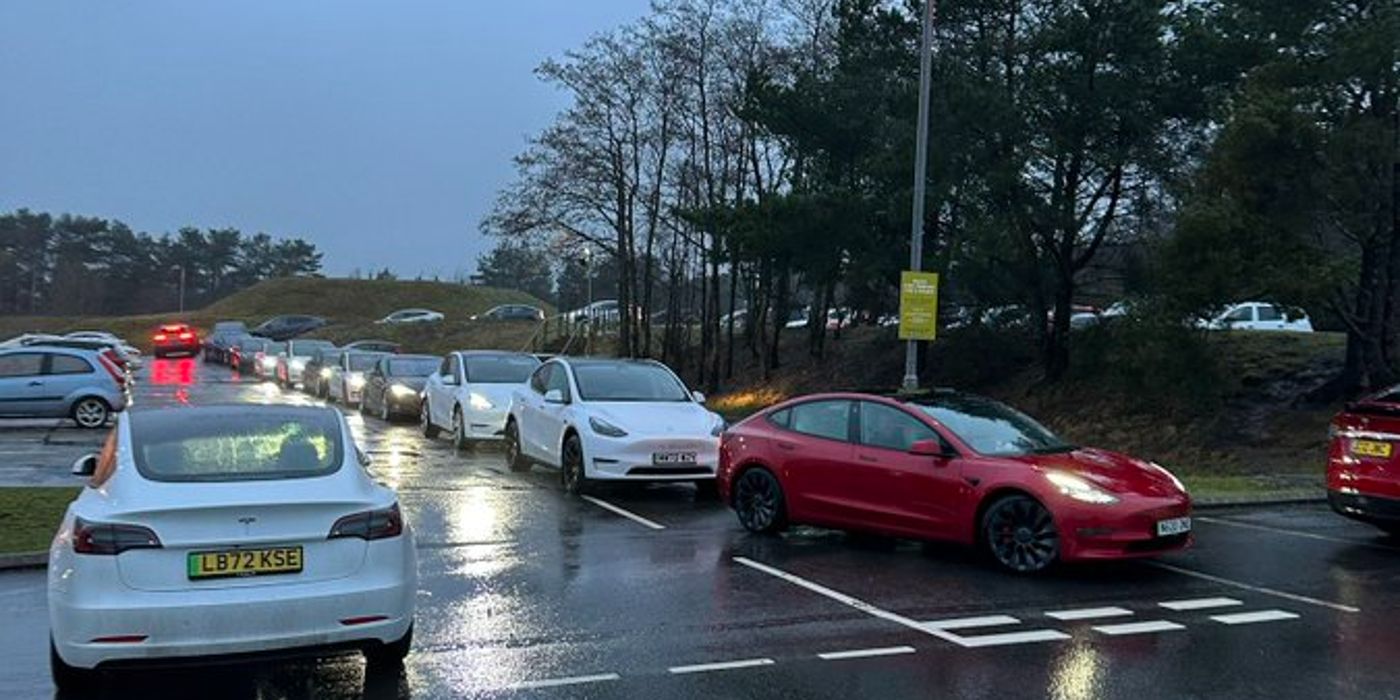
[0,487,78,555]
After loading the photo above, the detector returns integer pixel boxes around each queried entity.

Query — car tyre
[733,468,787,533]
[504,419,529,472]
[50,639,97,692]
[451,408,472,450]
[982,494,1060,574]
[380,396,393,423]
[421,401,440,438]
[561,434,591,496]
[71,397,109,430]
[364,624,413,672]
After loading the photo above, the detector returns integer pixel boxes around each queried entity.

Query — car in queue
[275,339,337,389]
[151,323,200,359]
[201,321,249,364]
[1200,302,1314,332]
[0,347,128,428]
[421,351,541,449]
[375,309,444,325]
[49,405,416,690]
[360,355,440,422]
[717,391,1192,574]
[326,351,388,408]
[303,346,343,398]
[505,357,724,496]
[230,337,274,376]
[250,340,287,379]
[65,332,144,369]
[1327,388,1400,536]
[471,304,545,322]
[251,315,327,341]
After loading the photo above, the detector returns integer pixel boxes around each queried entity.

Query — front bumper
[461,407,509,441]
[1329,490,1400,526]
[583,434,720,481]
[1056,496,1192,561]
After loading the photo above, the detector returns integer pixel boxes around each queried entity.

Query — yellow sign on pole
[898,271,939,341]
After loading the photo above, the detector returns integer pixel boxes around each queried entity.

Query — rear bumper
[1329,490,1400,526]
[154,343,200,356]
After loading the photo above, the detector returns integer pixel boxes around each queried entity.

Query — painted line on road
[957,630,1072,648]
[1046,606,1134,621]
[1196,516,1396,551]
[580,495,666,530]
[1158,597,1243,611]
[668,658,775,675]
[1149,562,1360,614]
[1210,610,1301,625]
[922,615,1020,631]
[1092,620,1185,636]
[504,673,621,690]
[817,646,917,661]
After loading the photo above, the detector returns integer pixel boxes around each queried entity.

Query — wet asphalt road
[2,358,1400,699]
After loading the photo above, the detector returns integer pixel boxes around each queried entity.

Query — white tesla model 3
[505,357,725,495]
[47,405,416,690]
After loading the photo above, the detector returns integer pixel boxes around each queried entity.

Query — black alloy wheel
[561,434,590,496]
[983,495,1060,574]
[733,469,787,534]
[452,408,471,450]
[421,401,440,438]
[505,419,529,472]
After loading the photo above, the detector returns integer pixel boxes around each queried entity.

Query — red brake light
[153,334,168,342]
[178,332,194,340]
[328,503,403,541]
[97,352,126,387]
[72,517,162,555]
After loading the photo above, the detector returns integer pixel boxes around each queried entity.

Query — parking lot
[2,359,1398,699]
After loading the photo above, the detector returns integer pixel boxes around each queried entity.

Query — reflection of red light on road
[151,358,195,386]
[175,388,190,404]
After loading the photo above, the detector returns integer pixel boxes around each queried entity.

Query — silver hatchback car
[0,347,129,428]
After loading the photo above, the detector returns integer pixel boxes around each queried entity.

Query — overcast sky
[0,1,650,277]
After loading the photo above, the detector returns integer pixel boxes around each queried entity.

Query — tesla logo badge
[238,517,257,527]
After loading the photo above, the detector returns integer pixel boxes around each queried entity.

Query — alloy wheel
[735,470,784,533]
[984,496,1060,573]
[561,437,586,495]
[72,399,108,429]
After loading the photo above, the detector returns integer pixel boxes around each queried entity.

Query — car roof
[1,344,103,358]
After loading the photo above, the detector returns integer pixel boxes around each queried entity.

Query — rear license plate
[1351,439,1393,458]
[1156,517,1192,537]
[652,452,698,465]
[187,546,303,580]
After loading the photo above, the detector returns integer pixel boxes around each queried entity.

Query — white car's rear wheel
[365,624,413,671]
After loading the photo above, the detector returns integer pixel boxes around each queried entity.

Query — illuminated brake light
[328,503,403,541]
[153,334,167,342]
[72,517,162,555]
[97,352,126,387]
[178,332,194,340]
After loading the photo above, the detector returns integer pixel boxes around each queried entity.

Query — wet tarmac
[2,357,1399,699]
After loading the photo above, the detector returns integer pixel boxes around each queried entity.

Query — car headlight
[710,416,728,437]
[1045,471,1119,504]
[390,384,417,398]
[290,358,307,370]
[319,367,332,379]
[1149,462,1187,494]
[469,392,494,411]
[261,357,278,368]
[349,373,365,389]
[589,416,628,438]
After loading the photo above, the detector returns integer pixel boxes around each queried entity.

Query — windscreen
[388,357,439,377]
[130,408,343,482]
[915,396,1072,457]
[349,354,381,371]
[464,355,539,383]
[573,362,690,402]
[292,342,332,357]
[264,342,286,354]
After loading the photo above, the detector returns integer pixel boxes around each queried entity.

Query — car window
[464,355,540,383]
[440,356,453,377]
[545,364,572,400]
[0,353,45,378]
[914,396,1073,457]
[571,361,689,402]
[788,400,853,442]
[348,354,380,371]
[48,355,94,375]
[387,357,439,376]
[1224,306,1253,322]
[130,409,343,482]
[859,402,938,452]
[768,408,791,428]
[1258,305,1283,322]
[530,365,550,394]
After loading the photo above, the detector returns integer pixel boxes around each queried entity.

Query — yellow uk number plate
[187,546,303,580]
[1351,440,1393,459]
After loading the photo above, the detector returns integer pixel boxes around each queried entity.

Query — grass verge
[0,487,78,555]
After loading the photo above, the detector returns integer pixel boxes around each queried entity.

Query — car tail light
[178,332,194,341]
[72,517,161,555]
[97,352,126,387]
[328,503,403,540]
[153,333,168,342]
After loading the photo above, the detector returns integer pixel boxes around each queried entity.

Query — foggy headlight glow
[349,373,365,389]
[1045,471,1119,505]
[469,393,493,411]
[390,384,417,398]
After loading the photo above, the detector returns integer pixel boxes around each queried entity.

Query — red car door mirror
[909,439,949,459]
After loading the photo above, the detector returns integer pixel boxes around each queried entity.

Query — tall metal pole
[584,247,593,354]
[902,0,935,393]
[176,265,186,314]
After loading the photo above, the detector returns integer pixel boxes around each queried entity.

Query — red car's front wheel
[983,495,1060,573]
[734,468,787,534]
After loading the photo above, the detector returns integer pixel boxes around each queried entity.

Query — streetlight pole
[173,265,186,314]
[583,246,593,353]
[902,0,935,393]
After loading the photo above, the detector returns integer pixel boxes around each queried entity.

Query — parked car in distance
[0,347,127,428]
[211,320,248,336]
[276,339,337,389]
[151,324,200,359]
[718,391,1192,573]
[421,351,541,449]
[1327,388,1400,536]
[251,315,327,341]
[1201,302,1313,332]
[327,351,389,408]
[64,332,143,368]
[251,341,287,379]
[505,357,725,496]
[202,328,249,365]
[230,336,273,374]
[360,355,441,422]
[344,339,402,354]
[1,333,62,348]
[50,405,415,690]
[303,346,343,398]
[563,299,620,324]
[376,309,444,325]
[19,337,137,376]
[472,304,545,322]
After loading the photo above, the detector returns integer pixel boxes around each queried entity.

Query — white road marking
[668,658,775,674]
[1196,516,1396,550]
[922,615,1020,630]
[1150,562,1360,614]
[1092,620,1185,636]
[956,630,1072,648]
[1046,606,1134,621]
[818,646,917,661]
[580,495,666,530]
[1158,597,1243,611]
[1211,610,1301,625]
[504,673,621,690]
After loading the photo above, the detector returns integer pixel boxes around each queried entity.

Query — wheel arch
[972,487,1045,546]
[728,459,781,506]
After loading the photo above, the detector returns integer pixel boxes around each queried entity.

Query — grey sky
[0,1,650,277]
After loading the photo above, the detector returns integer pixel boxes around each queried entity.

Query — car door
[772,400,859,527]
[516,364,550,459]
[536,363,576,466]
[853,401,962,538]
[362,360,386,412]
[427,355,456,427]
[1255,304,1286,331]
[0,352,54,416]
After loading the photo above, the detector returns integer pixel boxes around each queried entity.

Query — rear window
[349,354,381,371]
[464,355,540,383]
[130,409,344,482]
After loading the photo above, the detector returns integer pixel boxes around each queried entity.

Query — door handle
[776,441,796,451]
[27,380,42,386]
[857,454,878,463]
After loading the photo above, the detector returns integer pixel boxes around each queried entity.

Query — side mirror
[72,454,98,477]
[909,439,950,458]
[444,374,460,386]
[544,389,567,404]
[692,391,707,404]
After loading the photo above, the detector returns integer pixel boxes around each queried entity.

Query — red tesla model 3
[717,391,1192,573]
[1327,390,1400,535]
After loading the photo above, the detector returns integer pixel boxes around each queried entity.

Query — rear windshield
[573,362,690,402]
[130,409,344,482]
[348,354,381,371]
[465,355,539,383]
[388,357,439,377]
